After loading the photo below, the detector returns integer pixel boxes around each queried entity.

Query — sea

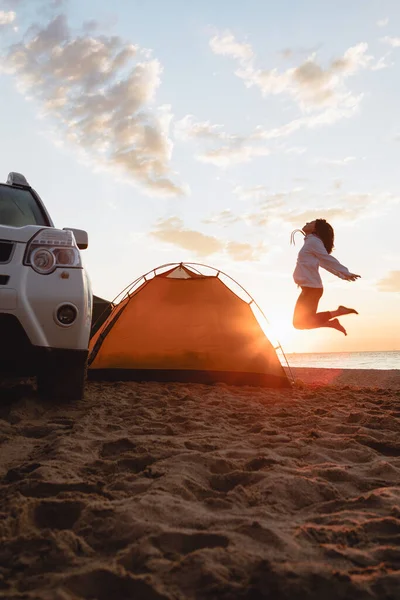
[282,351,400,370]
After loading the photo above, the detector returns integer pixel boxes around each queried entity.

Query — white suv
[0,172,92,400]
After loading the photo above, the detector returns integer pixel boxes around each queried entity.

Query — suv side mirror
[63,228,89,250]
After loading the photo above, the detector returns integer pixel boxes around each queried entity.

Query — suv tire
[37,357,87,401]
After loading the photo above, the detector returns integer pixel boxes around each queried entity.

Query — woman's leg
[331,306,358,317]
[293,287,347,334]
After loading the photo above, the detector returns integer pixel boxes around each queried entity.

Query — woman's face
[302,220,316,234]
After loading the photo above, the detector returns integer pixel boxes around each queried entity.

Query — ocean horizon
[281,350,400,370]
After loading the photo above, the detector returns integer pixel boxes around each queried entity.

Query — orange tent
[89,264,290,388]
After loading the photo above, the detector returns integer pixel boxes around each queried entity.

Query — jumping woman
[292,219,360,336]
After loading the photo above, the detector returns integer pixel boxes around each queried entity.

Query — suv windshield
[0,185,49,227]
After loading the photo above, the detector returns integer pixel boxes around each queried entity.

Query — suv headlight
[25,229,82,274]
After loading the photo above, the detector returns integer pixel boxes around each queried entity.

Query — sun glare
[253,306,296,353]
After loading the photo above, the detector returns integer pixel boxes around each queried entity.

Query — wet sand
[1,369,400,599]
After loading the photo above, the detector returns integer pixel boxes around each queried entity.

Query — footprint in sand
[116,455,156,474]
[152,531,229,557]
[5,462,41,483]
[18,480,104,498]
[100,438,136,458]
[356,436,400,457]
[33,499,84,530]
[64,568,168,600]
[209,471,265,493]
[17,425,55,439]
[245,457,279,471]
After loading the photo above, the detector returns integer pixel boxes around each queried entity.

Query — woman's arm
[309,236,359,280]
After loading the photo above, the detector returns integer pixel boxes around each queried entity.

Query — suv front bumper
[0,313,88,376]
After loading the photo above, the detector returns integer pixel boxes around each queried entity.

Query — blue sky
[0,0,399,353]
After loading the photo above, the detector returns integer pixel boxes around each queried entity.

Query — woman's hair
[314,219,334,254]
[290,219,335,253]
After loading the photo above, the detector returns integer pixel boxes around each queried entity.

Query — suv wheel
[37,356,87,401]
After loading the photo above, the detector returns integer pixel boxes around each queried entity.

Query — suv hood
[0,224,51,243]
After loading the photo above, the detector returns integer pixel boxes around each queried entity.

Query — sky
[0,0,399,354]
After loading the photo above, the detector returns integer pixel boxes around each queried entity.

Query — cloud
[212,187,399,230]
[207,186,296,228]
[210,31,376,115]
[177,30,387,169]
[314,156,356,166]
[381,36,400,48]
[203,209,241,227]
[377,271,400,292]
[270,191,399,226]
[198,143,270,167]
[377,18,389,28]
[279,45,321,60]
[151,217,224,256]
[209,31,254,61]
[0,10,16,26]
[175,114,271,167]
[175,115,229,142]
[234,185,290,206]
[275,205,364,226]
[283,146,307,155]
[2,13,186,196]
[253,104,362,139]
[226,241,265,261]
[150,216,266,261]
[176,58,374,168]
[370,53,392,71]
[240,187,305,228]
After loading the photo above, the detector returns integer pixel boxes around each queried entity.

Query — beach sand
[1,368,400,599]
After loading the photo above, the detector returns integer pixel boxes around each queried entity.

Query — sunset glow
[0,0,399,354]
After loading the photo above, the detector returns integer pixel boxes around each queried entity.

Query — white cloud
[175,115,231,142]
[2,13,186,196]
[151,217,224,256]
[203,209,241,227]
[175,115,271,167]
[234,185,291,206]
[377,271,400,292]
[377,18,389,28]
[211,187,399,230]
[198,143,270,167]
[176,106,360,168]
[150,216,266,261]
[0,10,15,25]
[371,53,393,70]
[381,36,400,48]
[284,146,307,155]
[175,32,385,169]
[314,156,356,166]
[210,31,254,61]
[210,31,375,115]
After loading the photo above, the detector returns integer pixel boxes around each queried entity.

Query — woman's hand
[346,273,361,281]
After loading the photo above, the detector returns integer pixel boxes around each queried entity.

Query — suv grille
[0,241,14,263]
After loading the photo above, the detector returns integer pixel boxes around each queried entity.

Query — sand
[1,368,400,599]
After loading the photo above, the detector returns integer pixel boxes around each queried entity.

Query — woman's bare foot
[337,305,358,317]
[330,318,347,335]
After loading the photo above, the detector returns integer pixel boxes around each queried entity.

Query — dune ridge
[0,369,400,599]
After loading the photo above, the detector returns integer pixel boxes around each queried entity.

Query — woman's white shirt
[293,234,351,288]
